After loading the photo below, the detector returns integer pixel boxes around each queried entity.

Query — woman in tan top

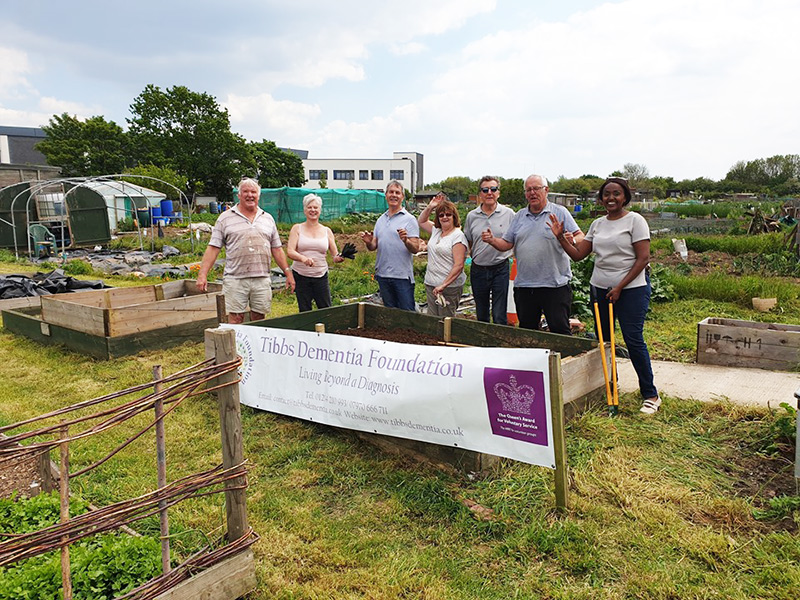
[287,193,344,312]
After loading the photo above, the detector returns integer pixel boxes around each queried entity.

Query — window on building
[371,170,384,180]
[333,170,355,180]
[359,170,369,180]
[309,170,328,180]
[389,170,404,180]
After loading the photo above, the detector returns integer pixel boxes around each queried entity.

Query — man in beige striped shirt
[197,178,295,323]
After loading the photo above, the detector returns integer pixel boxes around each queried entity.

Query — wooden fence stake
[206,328,248,542]
[443,317,452,343]
[358,302,366,329]
[315,323,325,333]
[153,365,171,574]
[548,353,569,514]
[59,424,73,600]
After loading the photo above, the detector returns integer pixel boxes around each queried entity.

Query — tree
[37,113,129,177]
[426,176,475,202]
[622,163,650,189]
[121,164,188,199]
[318,172,328,189]
[247,140,305,188]
[127,84,250,200]
[550,175,604,198]
[498,177,525,206]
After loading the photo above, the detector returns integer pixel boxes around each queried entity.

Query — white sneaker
[640,397,661,414]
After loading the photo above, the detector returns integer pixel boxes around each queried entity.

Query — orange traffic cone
[507,258,518,326]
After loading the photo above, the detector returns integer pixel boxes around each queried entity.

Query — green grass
[1,222,800,597]
[0,329,797,598]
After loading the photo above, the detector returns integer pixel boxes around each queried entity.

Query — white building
[303,151,423,192]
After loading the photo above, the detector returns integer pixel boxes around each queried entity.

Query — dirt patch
[0,454,43,499]
[651,248,738,275]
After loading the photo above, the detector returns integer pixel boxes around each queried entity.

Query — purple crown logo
[493,374,536,414]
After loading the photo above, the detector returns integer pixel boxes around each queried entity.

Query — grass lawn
[0,233,799,598]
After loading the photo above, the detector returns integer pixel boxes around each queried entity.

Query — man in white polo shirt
[197,178,295,323]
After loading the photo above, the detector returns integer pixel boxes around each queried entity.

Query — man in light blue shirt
[483,174,583,334]
[360,180,420,310]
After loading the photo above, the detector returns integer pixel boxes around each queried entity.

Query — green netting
[248,187,387,224]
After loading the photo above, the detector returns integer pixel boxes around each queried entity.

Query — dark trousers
[294,271,332,312]
[376,276,416,311]
[591,279,657,399]
[514,285,572,335]
[470,261,509,325]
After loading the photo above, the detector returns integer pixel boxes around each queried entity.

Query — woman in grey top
[548,177,660,414]
[417,193,468,317]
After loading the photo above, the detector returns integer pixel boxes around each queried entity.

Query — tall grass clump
[668,272,800,307]
[651,232,786,255]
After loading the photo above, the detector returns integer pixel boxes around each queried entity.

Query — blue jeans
[376,276,416,311]
[591,279,658,399]
[470,261,509,325]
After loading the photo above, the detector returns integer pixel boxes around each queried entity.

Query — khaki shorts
[223,277,272,314]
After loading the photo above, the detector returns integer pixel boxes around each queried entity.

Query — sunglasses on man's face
[480,186,499,193]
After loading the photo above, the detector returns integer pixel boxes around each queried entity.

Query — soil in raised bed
[334,327,444,346]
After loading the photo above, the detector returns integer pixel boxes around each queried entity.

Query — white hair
[525,174,549,187]
[303,193,323,208]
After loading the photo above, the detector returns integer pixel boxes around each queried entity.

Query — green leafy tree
[122,164,188,199]
[318,172,328,189]
[498,177,525,207]
[127,84,250,201]
[550,175,604,198]
[426,176,475,201]
[247,140,305,188]
[37,113,129,177]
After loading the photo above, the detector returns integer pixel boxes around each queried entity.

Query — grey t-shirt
[463,203,515,266]
[585,211,650,289]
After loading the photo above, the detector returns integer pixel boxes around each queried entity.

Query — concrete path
[616,358,800,408]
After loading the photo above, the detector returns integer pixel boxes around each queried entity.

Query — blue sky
[1,0,798,185]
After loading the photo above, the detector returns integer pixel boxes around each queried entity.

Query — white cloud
[0,46,34,100]
[390,42,427,56]
[38,97,104,120]
[225,93,321,142]
[306,0,800,182]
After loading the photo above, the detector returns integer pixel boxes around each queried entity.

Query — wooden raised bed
[239,303,608,473]
[2,280,224,359]
[697,317,800,371]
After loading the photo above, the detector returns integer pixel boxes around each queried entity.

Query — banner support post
[548,352,569,513]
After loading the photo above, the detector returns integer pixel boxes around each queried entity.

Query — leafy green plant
[0,492,163,600]
[648,263,676,302]
[62,259,94,276]
[0,491,89,533]
[753,495,800,521]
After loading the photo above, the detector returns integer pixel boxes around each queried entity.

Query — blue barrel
[160,199,174,217]
[209,201,219,214]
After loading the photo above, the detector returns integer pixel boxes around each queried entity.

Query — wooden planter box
[2,280,224,359]
[697,317,800,371]
[237,303,608,472]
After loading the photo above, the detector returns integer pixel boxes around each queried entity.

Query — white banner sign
[225,324,555,468]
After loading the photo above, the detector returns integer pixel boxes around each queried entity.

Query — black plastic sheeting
[0,269,110,300]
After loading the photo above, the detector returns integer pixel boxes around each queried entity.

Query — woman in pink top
[287,194,345,312]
